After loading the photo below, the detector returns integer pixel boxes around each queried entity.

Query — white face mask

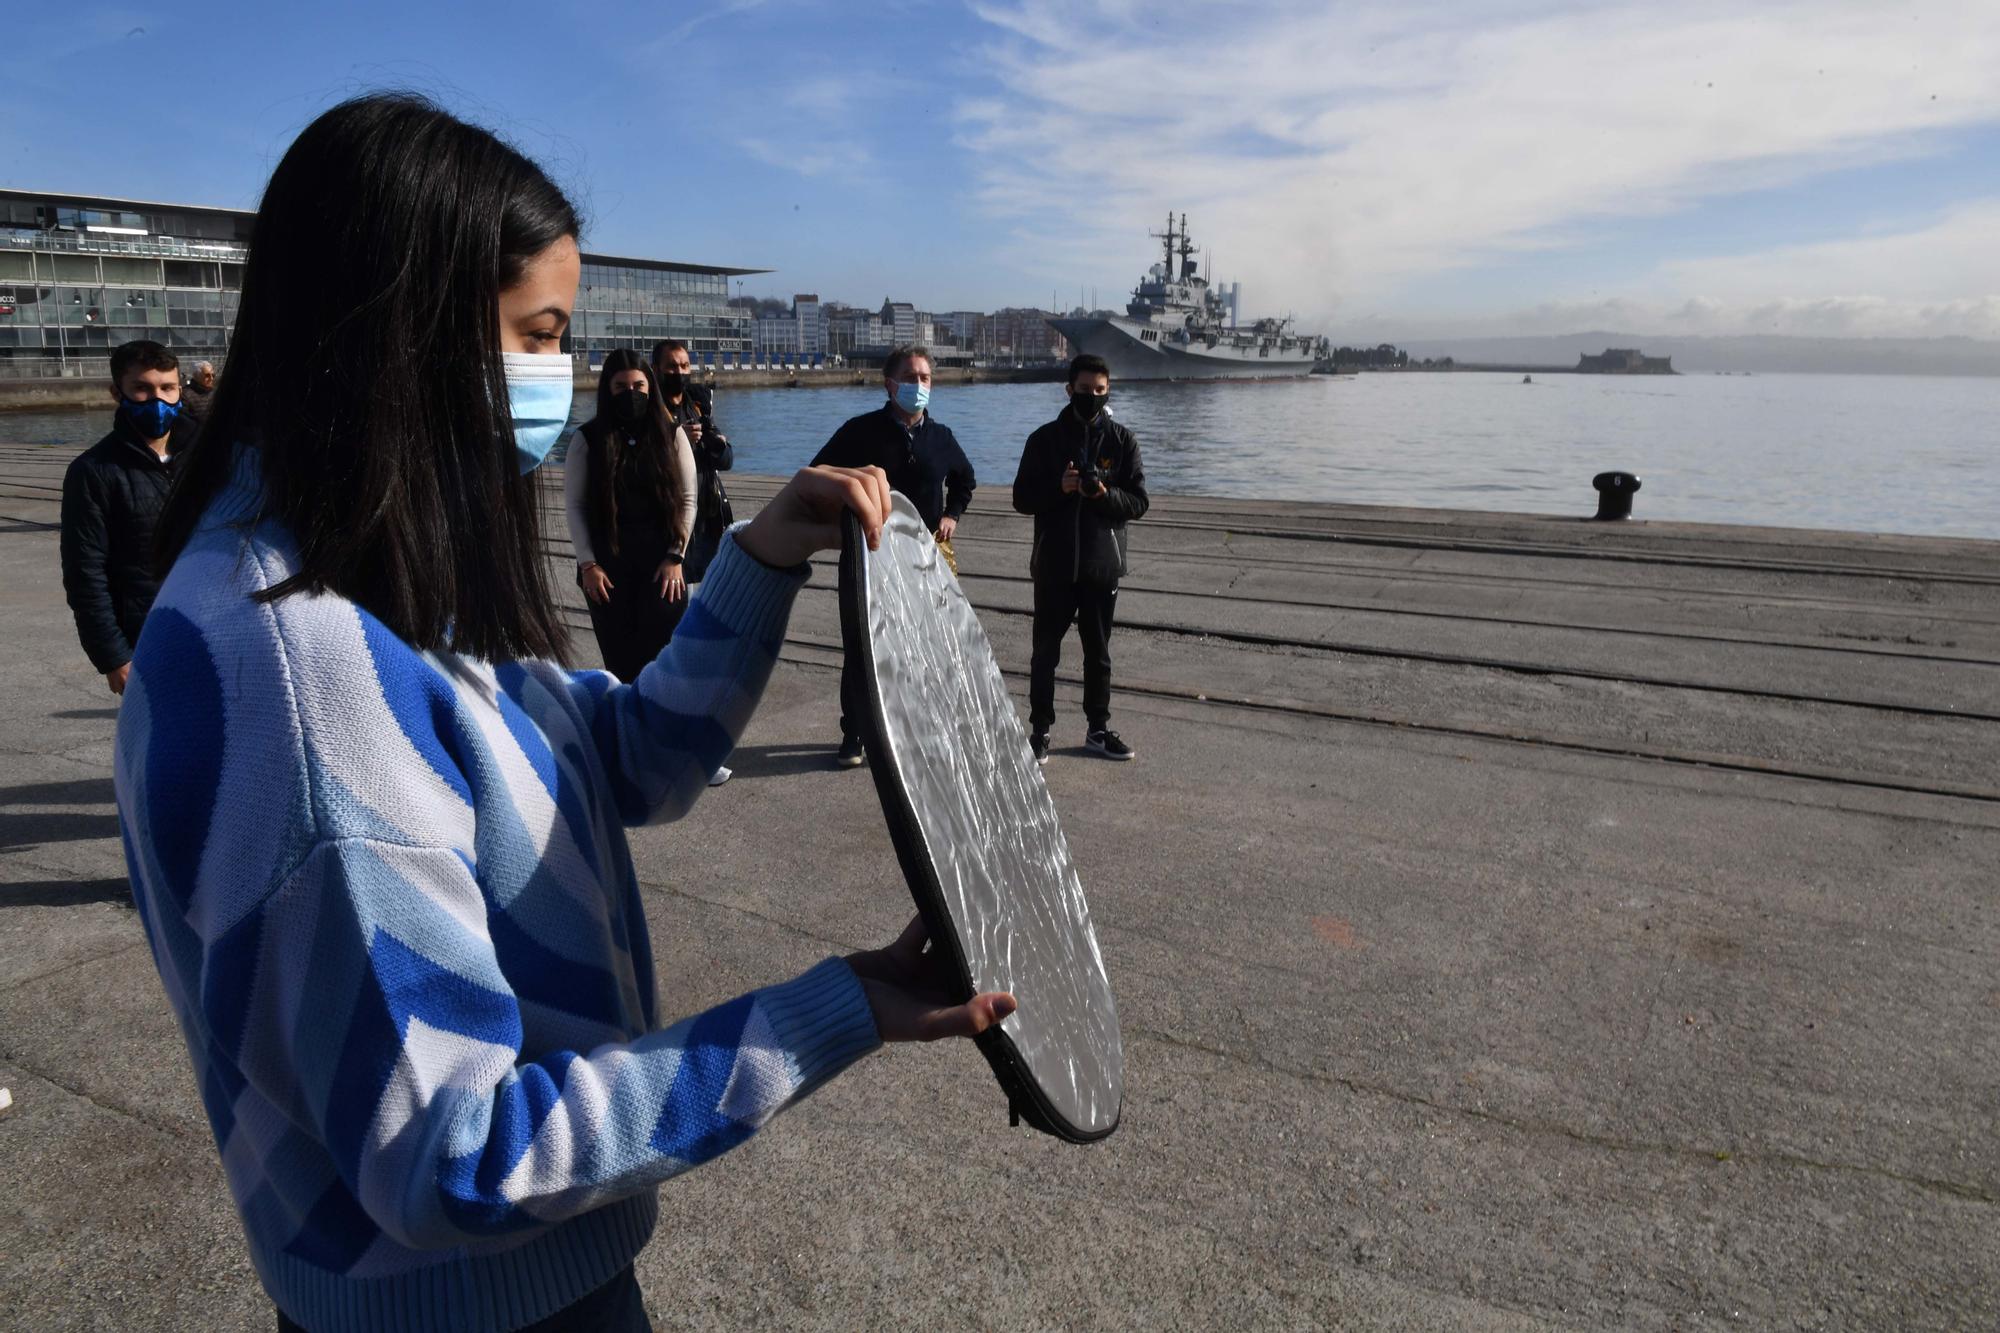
[502,352,574,473]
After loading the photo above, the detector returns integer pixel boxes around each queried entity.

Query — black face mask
[612,388,651,425]
[1071,390,1108,421]
[657,370,687,397]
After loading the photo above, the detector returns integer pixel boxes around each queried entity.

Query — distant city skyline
[6,2,1999,340]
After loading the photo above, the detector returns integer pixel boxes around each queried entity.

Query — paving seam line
[783,579,2000,723]
[765,626,2000,806]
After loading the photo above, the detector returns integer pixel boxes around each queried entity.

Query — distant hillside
[1383,332,2000,377]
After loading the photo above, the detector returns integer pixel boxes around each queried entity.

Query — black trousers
[1029,580,1118,735]
[586,549,687,685]
[276,1264,651,1332]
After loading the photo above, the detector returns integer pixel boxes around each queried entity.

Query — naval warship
[1048,214,1328,380]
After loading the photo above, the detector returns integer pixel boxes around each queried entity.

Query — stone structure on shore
[1577,346,1674,373]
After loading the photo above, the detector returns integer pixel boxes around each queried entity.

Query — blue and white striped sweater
[114,454,880,1332]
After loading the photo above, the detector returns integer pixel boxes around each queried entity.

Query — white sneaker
[708,765,733,787]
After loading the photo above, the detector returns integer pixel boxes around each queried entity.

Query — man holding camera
[650,339,733,582]
[1011,353,1148,763]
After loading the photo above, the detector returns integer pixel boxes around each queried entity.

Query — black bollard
[1591,470,1642,520]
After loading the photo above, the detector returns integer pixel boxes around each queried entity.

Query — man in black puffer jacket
[1012,353,1148,763]
[60,340,194,696]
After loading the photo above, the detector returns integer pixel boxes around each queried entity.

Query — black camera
[1076,456,1100,490]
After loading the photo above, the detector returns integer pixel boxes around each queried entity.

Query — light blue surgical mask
[502,352,574,473]
[892,379,930,417]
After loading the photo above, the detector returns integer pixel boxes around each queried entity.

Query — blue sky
[7,1,1999,338]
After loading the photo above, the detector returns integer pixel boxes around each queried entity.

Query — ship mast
[1151,212,1176,275]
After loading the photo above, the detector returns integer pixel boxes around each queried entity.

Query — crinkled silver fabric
[860,496,1123,1136]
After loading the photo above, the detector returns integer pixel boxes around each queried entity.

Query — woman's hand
[654,558,687,603]
[579,563,613,605]
[847,916,1017,1043]
[736,465,892,569]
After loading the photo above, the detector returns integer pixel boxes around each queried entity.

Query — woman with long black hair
[564,348,697,684]
[121,93,1012,1333]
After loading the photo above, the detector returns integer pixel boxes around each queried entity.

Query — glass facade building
[0,190,249,379]
[1,188,766,378]
[571,255,763,365]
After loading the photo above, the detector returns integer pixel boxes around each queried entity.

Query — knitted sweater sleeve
[669,427,697,556]
[258,835,878,1250]
[544,527,808,825]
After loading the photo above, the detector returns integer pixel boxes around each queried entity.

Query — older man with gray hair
[180,360,218,425]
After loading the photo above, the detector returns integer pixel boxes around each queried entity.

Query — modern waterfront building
[792,294,824,357]
[572,253,765,366]
[752,315,800,361]
[0,189,248,379]
[1,187,766,378]
[879,300,917,346]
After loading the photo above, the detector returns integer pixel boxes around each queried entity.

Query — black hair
[111,340,178,385]
[1068,353,1110,385]
[580,349,684,559]
[651,339,689,366]
[885,343,932,380]
[155,92,581,662]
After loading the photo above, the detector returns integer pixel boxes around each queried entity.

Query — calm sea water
[9,372,1996,539]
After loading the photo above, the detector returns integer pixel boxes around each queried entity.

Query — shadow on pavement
[51,708,120,720]
[723,743,849,779]
[0,777,117,806]
[0,778,120,850]
[0,878,132,909]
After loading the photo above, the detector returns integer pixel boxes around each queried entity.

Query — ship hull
[1050,316,1317,381]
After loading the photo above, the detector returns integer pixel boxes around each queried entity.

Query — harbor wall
[0,363,1067,412]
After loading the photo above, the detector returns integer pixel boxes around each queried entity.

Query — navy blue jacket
[811,404,975,532]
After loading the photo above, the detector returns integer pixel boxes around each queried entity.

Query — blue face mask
[892,379,930,416]
[502,352,575,473]
[120,396,180,440]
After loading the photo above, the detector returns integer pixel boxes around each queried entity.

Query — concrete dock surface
[1,439,1995,1329]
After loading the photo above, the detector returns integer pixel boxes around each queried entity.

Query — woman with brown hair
[564,348,698,682]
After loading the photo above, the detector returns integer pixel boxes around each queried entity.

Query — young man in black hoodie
[60,339,196,695]
[1012,353,1148,763]
[812,344,976,767]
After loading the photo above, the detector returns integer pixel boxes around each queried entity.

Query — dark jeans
[1029,580,1118,735]
[276,1264,651,1332]
[839,643,865,742]
[586,550,688,685]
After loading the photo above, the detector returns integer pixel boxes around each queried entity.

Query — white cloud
[1664,198,2000,304]
[660,0,770,45]
[739,136,873,180]
[960,1,2000,332]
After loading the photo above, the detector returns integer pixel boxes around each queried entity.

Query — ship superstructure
[1048,214,1327,380]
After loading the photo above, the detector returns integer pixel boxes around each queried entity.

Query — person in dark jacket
[562,349,698,685]
[811,343,976,767]
[1011,352,1148,762]
[60,339,194,695]
[180,360,218,424]
[652,338,733,583]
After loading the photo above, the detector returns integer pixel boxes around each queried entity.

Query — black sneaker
[1030,733,1050,765]
[835,735,866,768]
[1085,729,1134,761]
